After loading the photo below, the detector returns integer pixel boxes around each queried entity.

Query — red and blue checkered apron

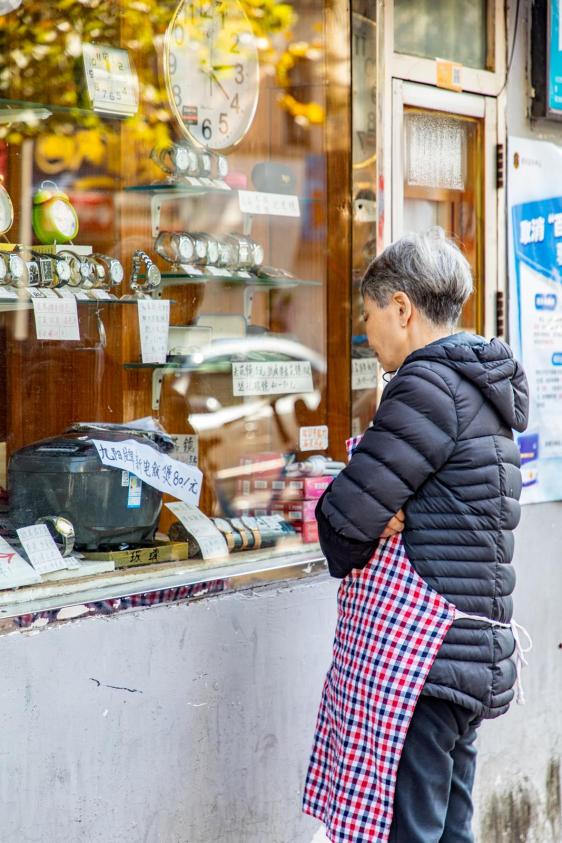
[302,435,457,842]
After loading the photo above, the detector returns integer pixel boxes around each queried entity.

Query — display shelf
[158,270,322,288]
[0,97,98,120]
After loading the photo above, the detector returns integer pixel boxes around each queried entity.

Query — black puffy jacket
[318,333,529,719]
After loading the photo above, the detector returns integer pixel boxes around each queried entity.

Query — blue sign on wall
[549,0,562,112]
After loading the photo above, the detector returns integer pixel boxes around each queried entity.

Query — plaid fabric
[303,433,456,841]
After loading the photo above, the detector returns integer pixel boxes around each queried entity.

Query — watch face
[217,239,235,267]
[27,262,40,286]
[0,259,7,282]
[206,238,219,265]
[0,183,14,236]
[52,198,79,239]
[216,155,229,178]
[9,254,26,282]
[237,239,251,266]
[177,235,194,261]
[109,260,124,285]
[250,241,264,267]
[193,237,207,262]
[57,260,71,282]
[147,263,161,287]
[79,259,94,280]
[199,152,212,176]
[352,13,377,169]
[164,0,260,150]
[172,144,190,172]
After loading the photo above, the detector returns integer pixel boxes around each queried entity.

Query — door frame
[390,80,500,338]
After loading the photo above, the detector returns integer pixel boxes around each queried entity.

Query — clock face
[51,199,79,239]
[0,183,14,236]
[164,0,260,150]
[352,14,377,169]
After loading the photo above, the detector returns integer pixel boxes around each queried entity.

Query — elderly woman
[303,230,529,843]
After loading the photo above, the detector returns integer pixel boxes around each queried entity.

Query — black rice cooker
[8,424,171,550]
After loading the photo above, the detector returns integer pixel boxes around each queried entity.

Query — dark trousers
[388,695,481,843]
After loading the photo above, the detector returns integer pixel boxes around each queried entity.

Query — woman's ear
[392,292,413,327]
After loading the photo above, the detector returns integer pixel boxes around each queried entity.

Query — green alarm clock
[32,180,79,245]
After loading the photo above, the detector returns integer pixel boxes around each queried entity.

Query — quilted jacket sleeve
[319,365,459,578]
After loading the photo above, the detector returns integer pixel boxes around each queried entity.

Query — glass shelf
[0,97,109,120]
[158,270,322,288]
[124,182,319,202]
[124,349,300,373]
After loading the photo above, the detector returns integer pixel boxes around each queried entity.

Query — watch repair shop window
[0,0,340,606]
[394,0,492,71]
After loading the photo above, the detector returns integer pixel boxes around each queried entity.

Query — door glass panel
[394,0,489,70]
[402,108,484,334]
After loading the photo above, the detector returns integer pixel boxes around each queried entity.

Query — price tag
[73,290,91,301]
[232,360,313,396]
[33,297,80,341]
[90,289,113,300]
[352,358,378,390]
[17,524,69,575]
[91,438,202,506]
[0,287,18,300]
[180,264,203,276]
[185,176,203,187]
[212,179,231,191]
[0,536,40,589]
[237,271,252,279]
[166,501,228,560]
[206,266,226,277]
[169,433,199,466]
[199,177,214,187]
[55,287,76,300]
[238,190,300,218]
[137,299,170,364]
[299,425,329,451]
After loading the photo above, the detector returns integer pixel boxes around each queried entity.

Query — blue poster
[509,137,562,503]
[549,0,562,113]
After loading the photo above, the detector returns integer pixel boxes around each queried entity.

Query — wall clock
[164,0,260,150]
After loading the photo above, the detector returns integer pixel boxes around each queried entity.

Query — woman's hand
[380,509,405,539]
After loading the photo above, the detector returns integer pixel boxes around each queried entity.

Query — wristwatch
[213,153,229,180]
[130,249,161,294]
[154,231,195,265]
[36,515,76,557]
[29,252,57,288]
[190,232,219,266]
[212,518,236,552]
[6,252,29,287]
[57,250,82,287]
[26,259,41,287]
[151,143,198,178]
[92,254,124,288]
[216,236,238,269]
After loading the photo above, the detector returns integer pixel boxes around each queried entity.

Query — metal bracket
[151,366,175,412]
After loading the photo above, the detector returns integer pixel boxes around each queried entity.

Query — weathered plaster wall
[0,576,338,843]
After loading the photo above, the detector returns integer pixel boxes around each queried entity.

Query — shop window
[394,0,491,71]
[0,0,352,607]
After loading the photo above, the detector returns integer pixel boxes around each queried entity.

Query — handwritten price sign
[91,438,202,506]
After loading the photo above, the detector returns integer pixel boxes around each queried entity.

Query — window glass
[394,0,490,70]
[0,0,339,599]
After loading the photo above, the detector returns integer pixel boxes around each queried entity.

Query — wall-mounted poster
[508,136,562,503]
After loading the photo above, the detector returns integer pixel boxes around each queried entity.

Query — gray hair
[360,228,474,327]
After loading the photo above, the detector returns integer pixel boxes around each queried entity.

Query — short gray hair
[360,228,474,327]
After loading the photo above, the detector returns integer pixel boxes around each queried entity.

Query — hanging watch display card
[166,502,228,560]
[16,524,70,575]
[82,44,139,117]
[137,299,170,364]
[32,297,80,341]
[0,536,40,589]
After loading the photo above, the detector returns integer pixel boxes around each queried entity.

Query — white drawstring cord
[454,610,533,705]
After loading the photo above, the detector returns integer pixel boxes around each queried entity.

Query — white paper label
[212,179,230,190]
[55,287,77,300]
[137,299,170,364]
[299,424,329,451]
[17,524,69,575]
[170,433,199,466]
[238,190,300,217]
[181,264,203,276]
[232,361,313,396]
[186,176,202,187]
[73,290,91,301]
[166,502,228,560]
[90,289,113,300]
[0,536,40,588]
[206,266,226,277]
[91,438,202,506]
[352,358,378,390]
[0,287,18,300]
[33,298,80,341]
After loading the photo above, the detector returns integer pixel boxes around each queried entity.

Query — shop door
[392,81,498,336]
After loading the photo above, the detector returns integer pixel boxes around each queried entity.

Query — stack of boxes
[269,474,334,542]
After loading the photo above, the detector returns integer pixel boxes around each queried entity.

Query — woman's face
[362,294,410,373]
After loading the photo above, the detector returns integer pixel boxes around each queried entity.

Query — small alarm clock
[32,180,79,245]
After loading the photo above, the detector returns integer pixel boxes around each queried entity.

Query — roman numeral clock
[164,0,260,150]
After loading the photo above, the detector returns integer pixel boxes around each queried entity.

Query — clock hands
[200,66,229,100]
